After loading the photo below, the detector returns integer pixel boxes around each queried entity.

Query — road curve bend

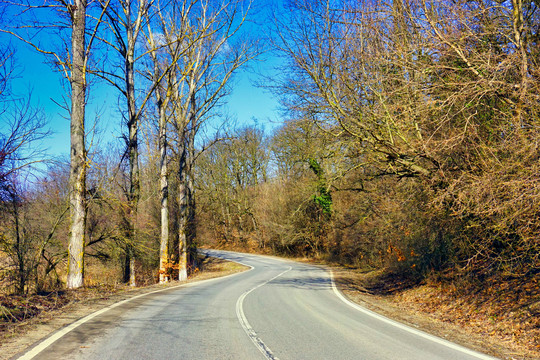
[14,250,497,360]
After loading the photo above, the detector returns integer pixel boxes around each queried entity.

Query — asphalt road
[15,250,497,360]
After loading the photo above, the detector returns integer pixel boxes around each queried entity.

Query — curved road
[16,250,496,360]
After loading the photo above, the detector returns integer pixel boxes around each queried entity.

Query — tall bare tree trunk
[178,141,188,281]
[67,0,87,289]
[146,17,175,283]
[99,0,148,287]
[186,97,197,267]
[125,4,139,288]
[178,90,197,281]
[158,91,169,283]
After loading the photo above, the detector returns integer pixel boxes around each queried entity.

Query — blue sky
[8,49,282,160]
[2,1,283,160]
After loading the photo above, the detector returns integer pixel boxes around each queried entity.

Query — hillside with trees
[194,0,539,353]
[198,0,539,282]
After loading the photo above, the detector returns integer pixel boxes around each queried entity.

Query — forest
[0,0,538,326]
[203,0,540,282]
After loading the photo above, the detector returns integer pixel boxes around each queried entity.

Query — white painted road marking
[15,250,499,360]
[235,266,292,360]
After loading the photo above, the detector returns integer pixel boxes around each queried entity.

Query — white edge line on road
[329,271,499,360]
[236,266,292,360]
[16,266,252,360]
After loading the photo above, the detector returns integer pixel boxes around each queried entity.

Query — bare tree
[1,0,108,288]
[144,1,193,282]
[169,0,257,280]
[66,0,89,289]
[95,0,154,286]
[0,98,50,294]
[147,35,174,283]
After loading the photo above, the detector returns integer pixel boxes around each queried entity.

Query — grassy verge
[0,255,249,360]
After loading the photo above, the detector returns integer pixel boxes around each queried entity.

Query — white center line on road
[235,266,292,360]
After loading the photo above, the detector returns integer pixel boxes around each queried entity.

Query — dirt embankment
[0,257,248,360]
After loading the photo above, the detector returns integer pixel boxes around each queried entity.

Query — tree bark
[67,0,87,290]
[158,89,169,283]
[178,142,188,281]
[186,121,197,267]
[125,1,141,287]
[178,90,197,280]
